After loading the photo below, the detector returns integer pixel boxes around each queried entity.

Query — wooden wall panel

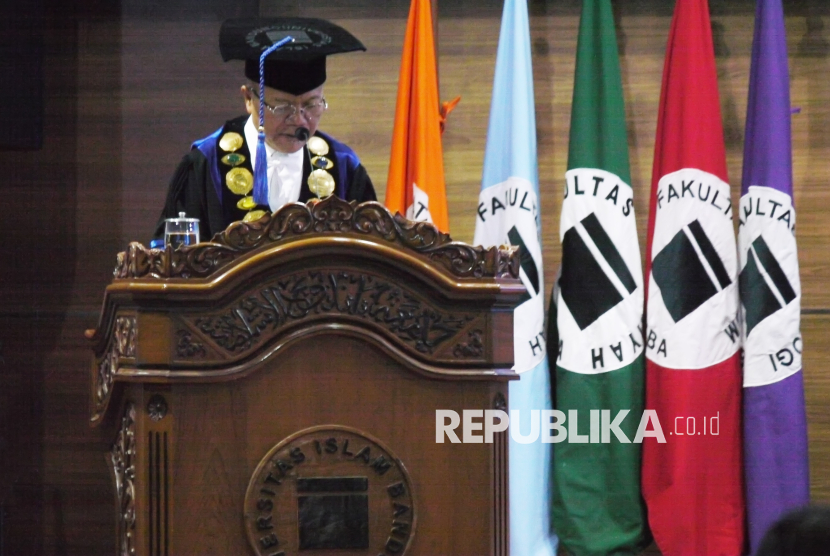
[1,1,829,554]
[0,1,121,554]
[803,314,830,501]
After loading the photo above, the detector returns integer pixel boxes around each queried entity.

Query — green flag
[550,0,650,554]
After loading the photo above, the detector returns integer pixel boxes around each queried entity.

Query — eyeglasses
[249,88,328,120]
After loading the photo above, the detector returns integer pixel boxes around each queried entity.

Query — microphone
[294,127,310,142]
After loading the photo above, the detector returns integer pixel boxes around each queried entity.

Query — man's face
[242,83,325,154]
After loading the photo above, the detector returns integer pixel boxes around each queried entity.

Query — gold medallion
[221,152,246,167]
[226,167,254,195]
[219,132,244,152]
[236,196,257,211]
[311,155,333,170]
[242,209,267,223]
[308,168,335,198]
[307,136,329,156]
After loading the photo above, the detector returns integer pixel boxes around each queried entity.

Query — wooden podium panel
[88,198,524,556]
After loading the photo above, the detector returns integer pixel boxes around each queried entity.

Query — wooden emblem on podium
[245,426,415,556]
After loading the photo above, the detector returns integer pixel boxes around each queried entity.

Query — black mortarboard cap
[219,18,366,95]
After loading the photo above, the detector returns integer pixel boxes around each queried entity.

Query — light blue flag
[473,0,556,554]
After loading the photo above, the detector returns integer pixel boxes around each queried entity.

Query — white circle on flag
[739,185,801,386]
[555,168,644,374]
[646,168,740,369]
[473,177,545,374]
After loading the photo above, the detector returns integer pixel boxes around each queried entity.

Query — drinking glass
[164,212,200,248]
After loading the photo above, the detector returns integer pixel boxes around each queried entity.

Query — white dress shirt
[244,116,304,212]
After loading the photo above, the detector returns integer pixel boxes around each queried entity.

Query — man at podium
[151,18,377,246]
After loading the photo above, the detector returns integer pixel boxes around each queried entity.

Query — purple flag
[740,0,810,553]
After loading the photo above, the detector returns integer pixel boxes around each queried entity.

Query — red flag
[385,0,450,232]
[643,0,745,554]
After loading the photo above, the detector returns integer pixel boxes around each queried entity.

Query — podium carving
[88,197,525,556]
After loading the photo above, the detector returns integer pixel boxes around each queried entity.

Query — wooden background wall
[0,0,827,554]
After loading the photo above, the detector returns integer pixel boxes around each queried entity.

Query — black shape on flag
[508,226,540,304]
[739,235,796,335]
[559,213,636,330]
[652,219,732,323]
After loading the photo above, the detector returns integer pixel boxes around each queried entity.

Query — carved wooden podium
[88,197,524,556]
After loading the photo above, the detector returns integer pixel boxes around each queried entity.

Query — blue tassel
[253,129,269,206]
[251,35,294,209]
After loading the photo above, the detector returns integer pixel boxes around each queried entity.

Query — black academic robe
[152,115,376,244]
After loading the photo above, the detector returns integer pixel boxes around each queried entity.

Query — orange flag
[385,0,450,232]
